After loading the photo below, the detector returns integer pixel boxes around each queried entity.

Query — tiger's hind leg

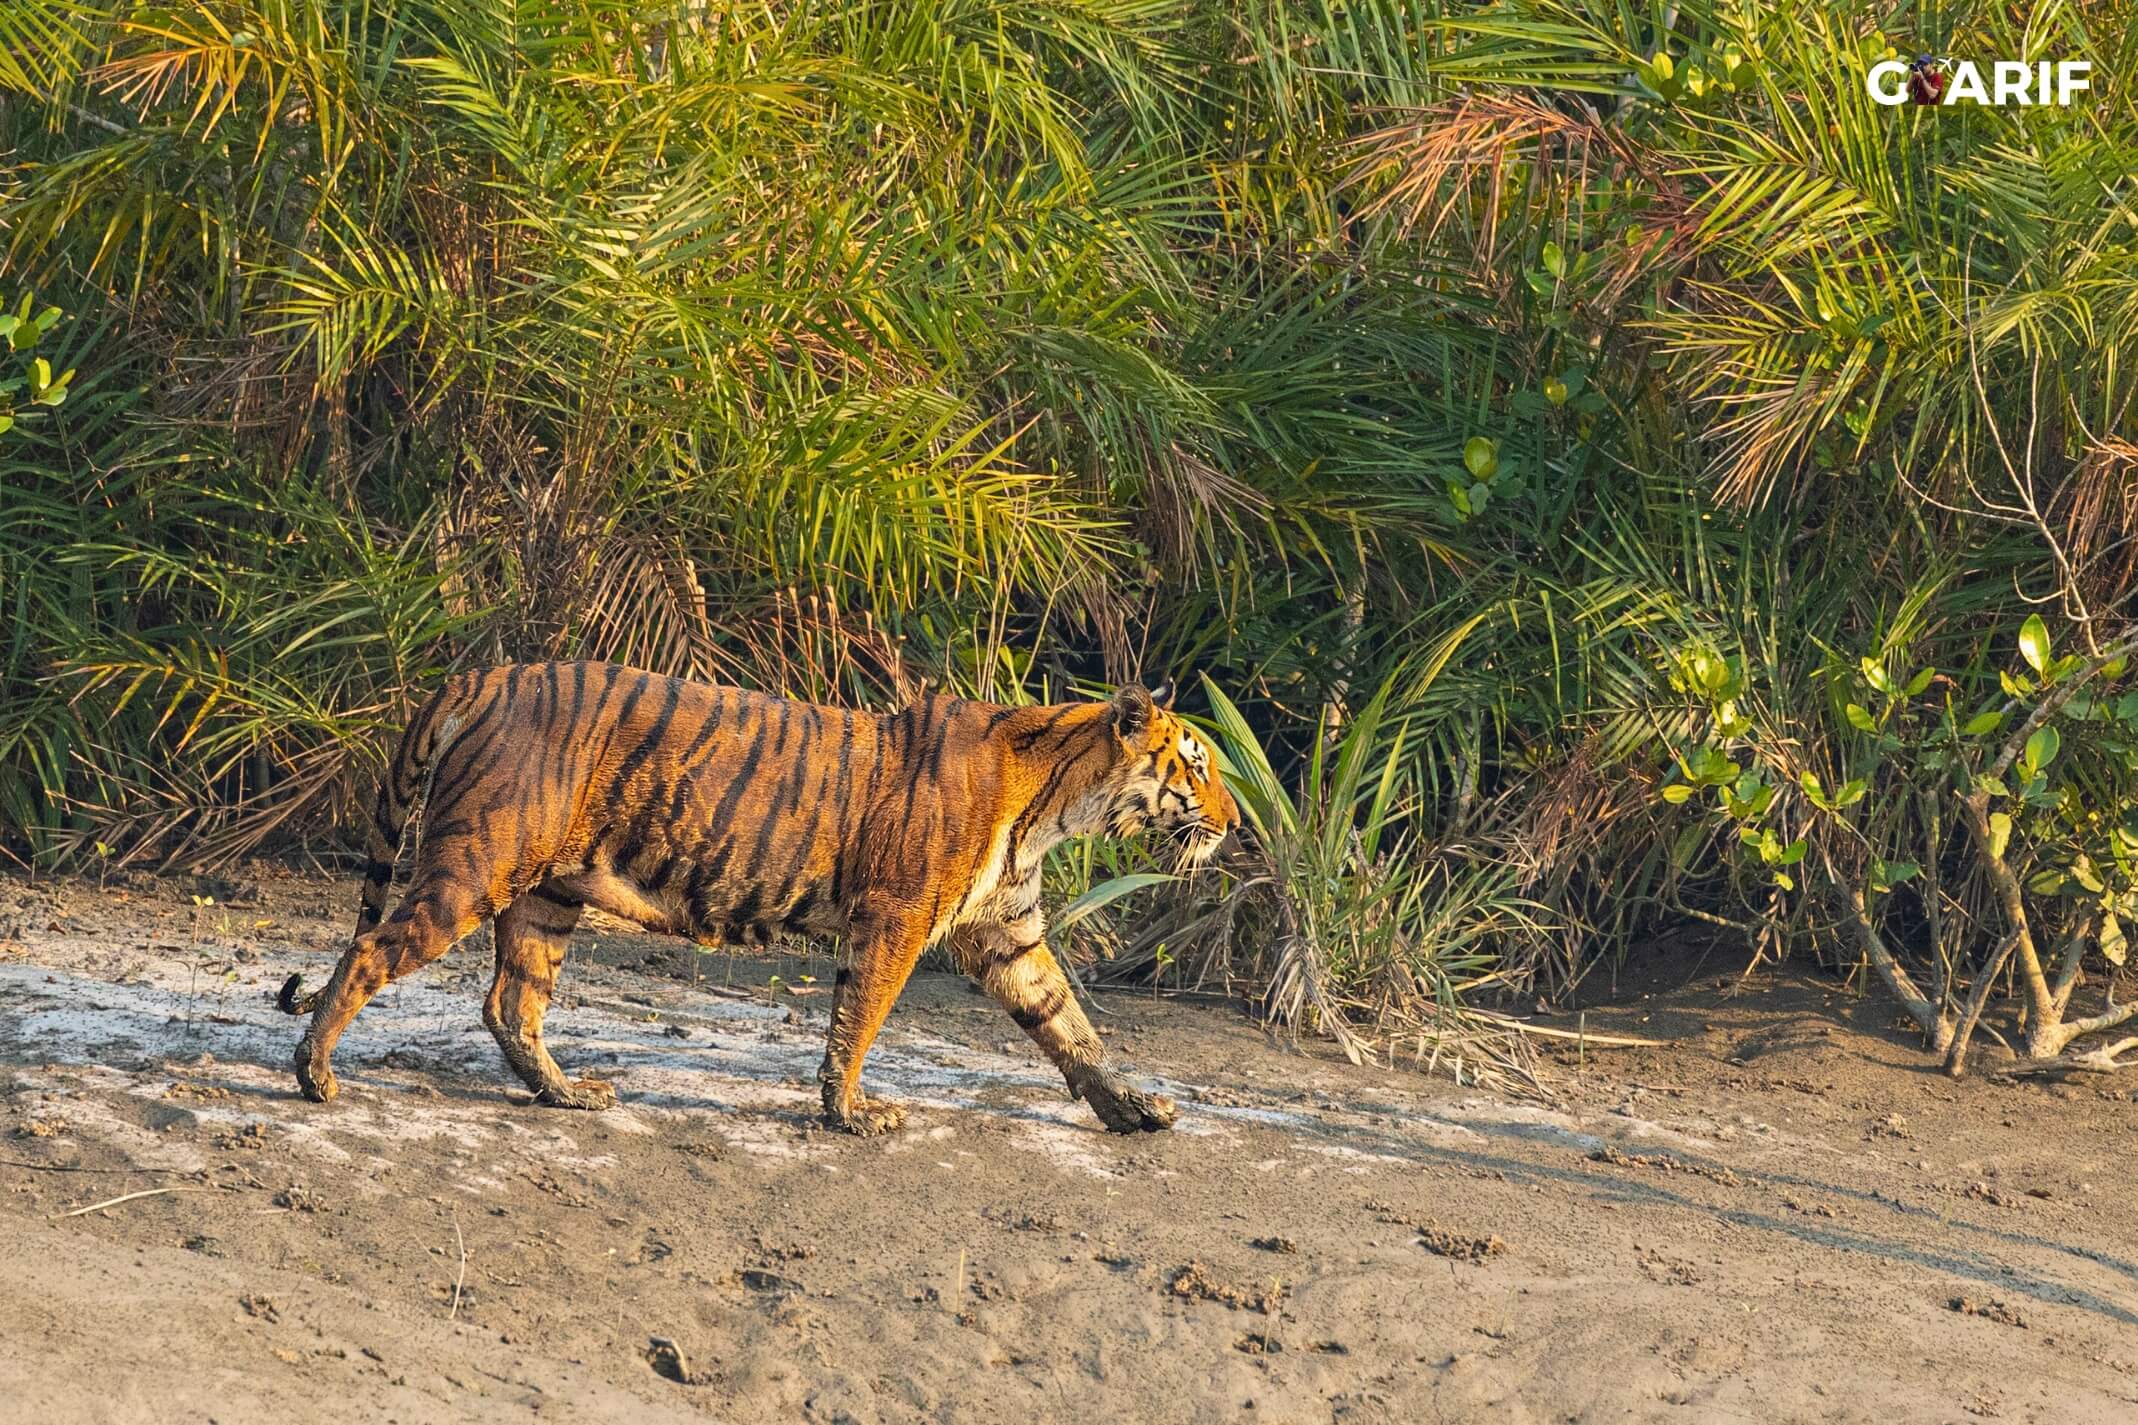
[958,916,1176,1133]
[295,872,487,1104]
[485,885,612,1110]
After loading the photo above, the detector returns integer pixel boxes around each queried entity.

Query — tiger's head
[1101,680,1239,866]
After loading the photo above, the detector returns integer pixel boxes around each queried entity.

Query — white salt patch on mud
[1307,1143,1411,1167]
[2,946,1730,1183]
[1009,1112,1124,1180]
[10,1072,212,1174]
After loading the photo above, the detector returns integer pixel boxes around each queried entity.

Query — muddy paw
[295,1048,338,1105]
[538,1077,617,1111]
[1078,1072,1177,1134]
[827,1094,908,1137]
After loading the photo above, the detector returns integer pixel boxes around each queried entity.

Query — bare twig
[0,1159,194,1175]
[1829,864,1954,1053]
[1997,1036,2138,1076]
[1943,931,2023,1078]
[1469,1011,1668,1049]
[449,1212,468,1320]
[51,1186,204,1219]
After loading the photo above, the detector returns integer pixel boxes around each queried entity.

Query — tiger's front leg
[958,915,1176,1134]
[818,912,931,1136]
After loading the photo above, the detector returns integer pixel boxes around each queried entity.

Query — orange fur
[280,663,1238,1133]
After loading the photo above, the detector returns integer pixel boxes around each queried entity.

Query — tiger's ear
[1148,677,1175,710]
[1109,684,1155,741]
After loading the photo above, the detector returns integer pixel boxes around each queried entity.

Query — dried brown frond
[722,586,918,707]
[1139,440,1271,572]
[575,532,740,685]
[1346,94,1660,274]
[2054,437,2138,610]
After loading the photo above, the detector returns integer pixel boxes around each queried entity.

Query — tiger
[276,662,1239,1135]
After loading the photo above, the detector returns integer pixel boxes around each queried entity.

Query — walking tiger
[277,663,1239,1135]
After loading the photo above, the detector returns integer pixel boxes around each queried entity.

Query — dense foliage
[4,1,2135,1068]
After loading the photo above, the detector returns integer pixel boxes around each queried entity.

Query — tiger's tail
[278,683,470,1017]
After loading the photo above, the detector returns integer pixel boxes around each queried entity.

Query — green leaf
[1463,436,1499,481]
[1904,666,1936,697]
[1772,869,1795,891]
[2102,912,2128,967]
[1798,770,1827,808]
[1962,709,2004,736]
[1541,241,1566,279]
[1466,482,1491,513]
[2018,615,2051,675]
[1986,811,2012,860]
[1834,778,1867,808]
[1669,823,1706,869]
[1859,657,1892,695]
[1877,859,1921,885]
[2024,725,2060,770]
[1845,703,1876,732]
[1660,783,1694,804]
[1053,872,1177,932]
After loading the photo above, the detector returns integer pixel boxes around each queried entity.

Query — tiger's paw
[826,1093,908,1137]
[536,1077,617,1111]
[1075,1070,1177,1134]
[295,1045,339,1105]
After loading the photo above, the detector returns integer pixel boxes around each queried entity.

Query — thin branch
[1985,628,2138,783]
[1830,863,1952,1052]
[449,1212,468,1320]
[51,1186,204,1219]
[1943,930,2022,1077]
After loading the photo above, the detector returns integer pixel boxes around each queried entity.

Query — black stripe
[611,676,684,798]
[705,700,770,828]
[422,687,520,814]
[781,706,818,810]
[1011,707,1071,751]
[1010,986,1069,1031]
[894,699,940,832]
[1007,738,1105,859]
[665,691,731,816]
[724,886,763,941]
[985,936,1044,969]
[924,701,957,779]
